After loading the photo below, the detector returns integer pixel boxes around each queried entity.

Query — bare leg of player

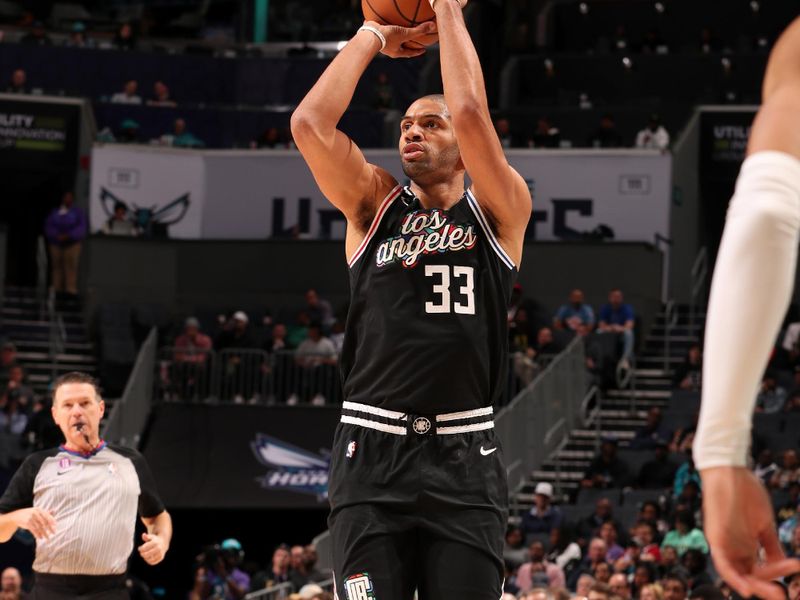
[694,16,800,600]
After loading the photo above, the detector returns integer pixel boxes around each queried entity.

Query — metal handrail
[689,246,708,333]
[663,299,678,373]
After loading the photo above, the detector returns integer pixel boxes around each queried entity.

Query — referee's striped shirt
[0,442,165,575]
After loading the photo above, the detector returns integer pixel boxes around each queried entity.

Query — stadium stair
[2,286,97,396]
[511,305,705,515]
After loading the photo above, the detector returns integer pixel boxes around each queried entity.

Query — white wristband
[358,25,386,51]
[429,0,461,9]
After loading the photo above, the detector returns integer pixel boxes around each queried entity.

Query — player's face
[399,98,462,182]
[51,383,105,446]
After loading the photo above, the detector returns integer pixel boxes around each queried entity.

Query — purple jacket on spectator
[44,205,87,246]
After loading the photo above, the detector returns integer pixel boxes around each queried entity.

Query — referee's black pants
[31,573,128,600]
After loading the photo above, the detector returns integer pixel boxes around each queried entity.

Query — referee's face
[51,383,105,449]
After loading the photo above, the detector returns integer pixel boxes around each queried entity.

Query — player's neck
[409,180,465,211]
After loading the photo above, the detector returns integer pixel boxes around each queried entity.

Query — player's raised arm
[291,22,435,229]
[694,16,800,600]
[432,0,531,265]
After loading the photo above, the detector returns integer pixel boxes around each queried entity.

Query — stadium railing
[102,327,158,448]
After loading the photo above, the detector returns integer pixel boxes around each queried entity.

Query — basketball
[362,0,438,49]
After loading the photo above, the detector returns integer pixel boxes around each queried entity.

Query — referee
[0,372,172,599]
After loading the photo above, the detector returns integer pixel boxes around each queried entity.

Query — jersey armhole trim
[347,184,403,269]
[465,189,516,270]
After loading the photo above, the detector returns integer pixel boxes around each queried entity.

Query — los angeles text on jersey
[375,208,477,269]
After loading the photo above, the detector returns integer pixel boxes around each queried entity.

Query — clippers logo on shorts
[412,417,431,434]
[346,441,357,459]
[344,573,376,600]
[375,209,477,269]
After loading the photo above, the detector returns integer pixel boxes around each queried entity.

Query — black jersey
[340,185,519,414]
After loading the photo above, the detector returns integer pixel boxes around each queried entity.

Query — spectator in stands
[113,23,137,50]
[495,118,518,149]
[289,544,312,590]
[661,511,708,556]
[597,289,635,367]
[638,442,679,489]
[20,20,51,46]
[582,439,630,488]
[771,449,800,490]
[216,311,258,402]
[635,114,670,151]
[0,389,28,435]
[673,345,702,391]
[753,448,779,485]
[673,452,702,497]
[291,322,338,405]
[547,524,582,573]
[101,201,139,236]
[681,549,712,591]
[576,498,622,545]
[148,81,176,107]
[756,372,788,413]
[633,564,658,598]
[0,567,25,600]
[522,482,563,536]
[5,69,27,94]
[304,289,334,331]
[111,80,143,105]
[517,540,566,591]
[609,573,631,599]
[630,407,671,450]
[251,545,291,590]
[554,289,595,335]
[633,520,662,562]
[372,72,394,110]
[530,116,560,148]
[587,115,624,148]
[65,21,94,48]
[220,538,250,598]
[504,526,528,567]
[576,574,595,598]
[661,574,688,600]
[640,583,665,600]
[44,190,87,296]
[569,538,608,589]
[3,364,34,414]
[162,118,205,148]
[599,521,624,562]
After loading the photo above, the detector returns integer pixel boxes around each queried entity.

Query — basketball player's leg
[330,504,417,600]
[416,511,505,600]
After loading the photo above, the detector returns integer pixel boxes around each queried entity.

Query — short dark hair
[52,372,101,403]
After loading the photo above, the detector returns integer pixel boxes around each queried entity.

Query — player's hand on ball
[12,507,57,540]
[139,532,169,565]
[365,21,437,58]
[701,467,800,600]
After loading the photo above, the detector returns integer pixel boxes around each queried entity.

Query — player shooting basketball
[694,16,800,600]
[291,0,531,598]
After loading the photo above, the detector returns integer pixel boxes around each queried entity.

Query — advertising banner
[90,145,671,242]
[0,95,80,169]
[143,404,341,509]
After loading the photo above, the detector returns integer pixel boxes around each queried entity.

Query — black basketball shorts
[328,402,508,600]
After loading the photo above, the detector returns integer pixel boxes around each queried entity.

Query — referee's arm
[0,452,57,542]
[138,510,172,565]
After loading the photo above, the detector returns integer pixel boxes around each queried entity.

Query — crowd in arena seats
[188,538,332,600]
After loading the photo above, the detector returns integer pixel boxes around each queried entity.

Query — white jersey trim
[465,188,516,270]
[342,401,408,421]
[436,406,494,422]
[340,415,407,435]
[436,421,495,434]
[348,185,403,268]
